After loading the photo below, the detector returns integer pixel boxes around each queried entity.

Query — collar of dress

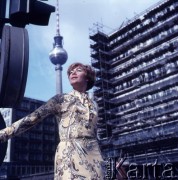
[69,89,89,105]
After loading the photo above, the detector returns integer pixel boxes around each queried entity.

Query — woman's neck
[73,86,87,93]
[73,88,86,93]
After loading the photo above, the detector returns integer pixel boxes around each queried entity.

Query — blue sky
[25,0,161,101]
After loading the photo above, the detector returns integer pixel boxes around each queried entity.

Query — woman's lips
[71,76,78,79]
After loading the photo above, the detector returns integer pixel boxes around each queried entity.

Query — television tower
[49,0,68,94]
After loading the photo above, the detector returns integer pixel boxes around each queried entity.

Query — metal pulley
[0,25,29,107]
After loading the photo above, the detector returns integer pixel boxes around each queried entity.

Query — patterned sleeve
[0,94,63,143]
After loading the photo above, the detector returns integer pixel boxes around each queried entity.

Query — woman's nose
[71,70,77,75]
[70,69,77,76]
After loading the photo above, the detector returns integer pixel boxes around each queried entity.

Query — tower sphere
[49,36,68,65]
[49,45,68,65]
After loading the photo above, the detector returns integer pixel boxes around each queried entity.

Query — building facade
[90,0,178,178]
[0,97,58,179]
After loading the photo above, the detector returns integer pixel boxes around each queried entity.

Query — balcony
[112,120,178,149]
[111,74,178,105]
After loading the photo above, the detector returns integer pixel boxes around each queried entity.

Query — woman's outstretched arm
[0,94,62,143]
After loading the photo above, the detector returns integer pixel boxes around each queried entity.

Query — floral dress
[0,90,105,180]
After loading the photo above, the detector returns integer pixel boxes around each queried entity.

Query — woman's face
[68,66,88,91]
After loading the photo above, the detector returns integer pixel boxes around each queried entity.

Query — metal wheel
[0,25,29,107]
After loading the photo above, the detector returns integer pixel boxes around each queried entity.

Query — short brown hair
[67,62,96,91]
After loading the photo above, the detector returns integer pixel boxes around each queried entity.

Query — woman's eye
[69,70,74,74]
[77,68,82,72]
[69,67,83,75]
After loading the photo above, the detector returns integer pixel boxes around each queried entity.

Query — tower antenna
[56,0,60,35]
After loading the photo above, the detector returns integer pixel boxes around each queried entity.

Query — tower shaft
[55,64,62,94]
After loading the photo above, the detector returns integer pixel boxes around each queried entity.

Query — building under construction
[90,0,178,178]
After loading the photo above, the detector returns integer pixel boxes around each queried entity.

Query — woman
[0,62,105,179]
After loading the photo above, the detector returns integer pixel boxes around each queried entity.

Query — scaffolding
[90,1,178,177]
